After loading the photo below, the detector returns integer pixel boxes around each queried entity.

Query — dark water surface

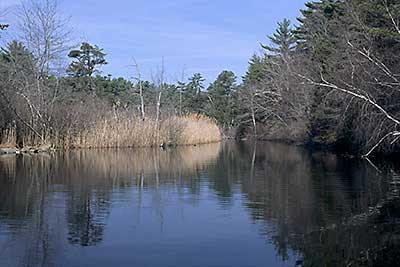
[0,142,399,267]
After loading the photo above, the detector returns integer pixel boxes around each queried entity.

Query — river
[0,141,399,266]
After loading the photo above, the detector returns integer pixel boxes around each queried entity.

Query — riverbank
[0,114,221,152]
[0,145,54,155]
[236,121,400,158]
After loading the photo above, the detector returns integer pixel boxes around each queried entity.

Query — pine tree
[1,41,34,71]
[243,54,266,86]
[67,42,108,93]
[294,1,349,146]
[294,0,345,60]
[207,70,238,128]
[67,42,107,78]
[182,73,205,114]
[261,19,296,60]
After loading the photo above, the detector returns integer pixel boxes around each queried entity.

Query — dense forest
[1,0,400,156]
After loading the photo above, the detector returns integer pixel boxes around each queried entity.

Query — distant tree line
[239,0,400,156]
[1,0,400,156]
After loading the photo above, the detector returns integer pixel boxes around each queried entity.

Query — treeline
[1,0,400,155]
[238,0,400,156]
[241,0,400,156]
[0,1,225,148]
[0,38,226,147]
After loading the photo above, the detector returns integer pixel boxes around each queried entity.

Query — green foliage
[182,73,206,114]
[262,19,296,59]
[1,0,400,156]
[66,42,108,94]
[353,0,400,47]
[67,42,107,78]
[161,84,180,112]
[0,41,34,71]
[207,71,238,128]
[294,0,350,146]
[295,0,345,56]
[94,76,134,107]
[243,54,267,86]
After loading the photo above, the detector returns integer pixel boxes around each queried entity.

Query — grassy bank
[0,114,221,150]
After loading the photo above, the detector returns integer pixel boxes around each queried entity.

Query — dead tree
[17,0,72,76]
[153,58,165,131]
[298,72,400,157]
[132,59,145,121]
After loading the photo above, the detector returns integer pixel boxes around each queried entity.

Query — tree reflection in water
[0,142,399,266]
[212,142,400,266]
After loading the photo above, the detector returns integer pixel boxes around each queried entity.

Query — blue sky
[1,0,307,83]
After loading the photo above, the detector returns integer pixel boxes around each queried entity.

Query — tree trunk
[251,106,257,137]
[139,80,145,121]
[16,120,24,148]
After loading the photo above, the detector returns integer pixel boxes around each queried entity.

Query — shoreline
[0,140,223,155]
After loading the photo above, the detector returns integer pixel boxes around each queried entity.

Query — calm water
[0,142,399,267]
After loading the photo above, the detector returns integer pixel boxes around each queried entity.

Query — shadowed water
[0,142,399,267]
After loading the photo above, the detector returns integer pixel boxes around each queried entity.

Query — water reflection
[214,143,400,266]
[0,142,399,266]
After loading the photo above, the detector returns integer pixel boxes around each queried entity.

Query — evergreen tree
[207,70,238,128]
[161,84,180,113]
[1,41,34,72]
[295,0,349,146]
[243,54,266,86]
[182,73,205,114]
[67,42,108,93]
[294,0,345,61]
[94,76,134,107]
[262,19,296,60]
[67,42,107,78]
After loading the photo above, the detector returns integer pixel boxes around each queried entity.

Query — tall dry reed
[174,114,221,145]
[0,125,55,148]
[0,114,221,149]
[0,126,16,148]
[68,114,221,148]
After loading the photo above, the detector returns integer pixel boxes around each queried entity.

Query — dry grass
[71,114,221,148]
[0,124,53,148]
[0,114,221,149]
[175,114,221,145]
[0,127,16,148]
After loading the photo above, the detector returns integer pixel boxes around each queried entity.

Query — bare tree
[17,0,73,76]
[132,59,145,121]
[0,40,45,145]
[239,53,310,141]
[177,66,186,116]
[298,70,400,157]
[238,84,258,137]
[0,0,74,146]
[293,2,400,157]
[152,57,165,130]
